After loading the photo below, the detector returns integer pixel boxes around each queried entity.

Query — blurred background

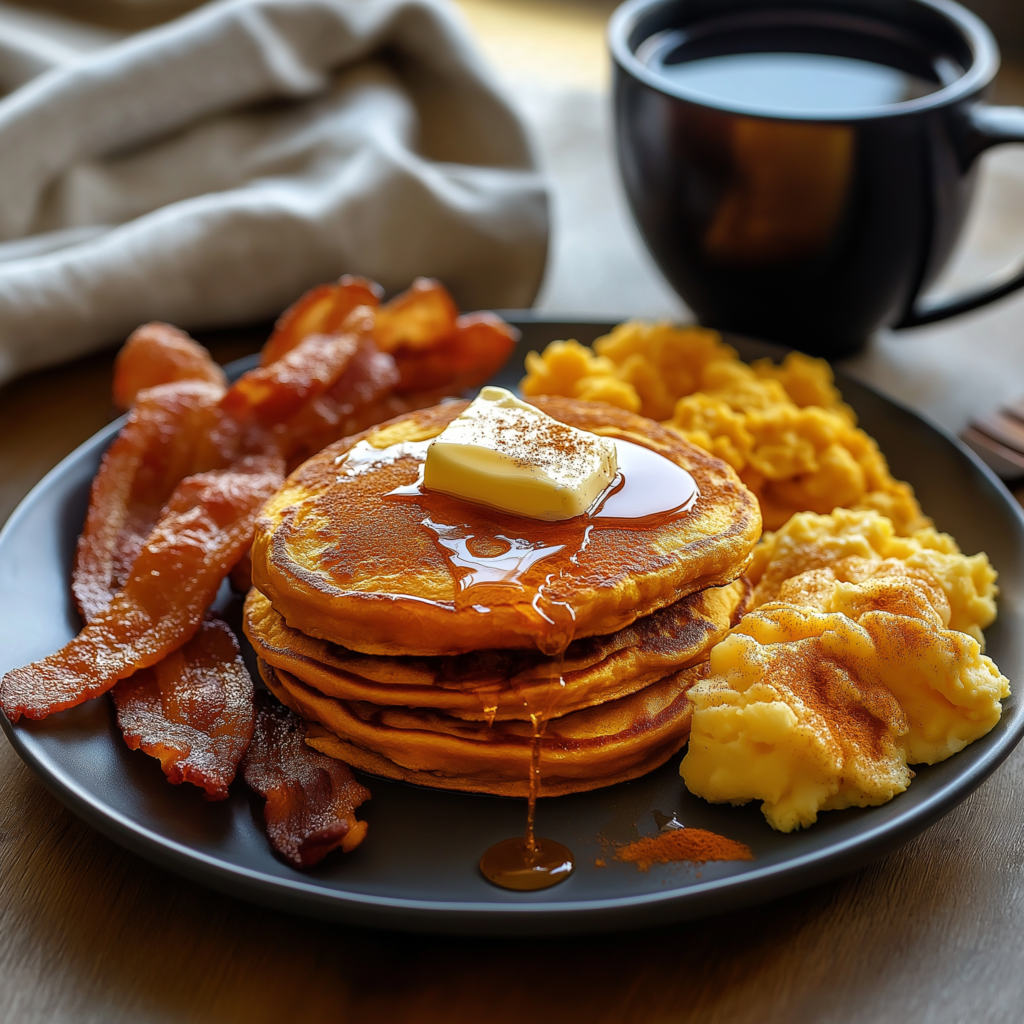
[7,0,1022,324]
[2,0,1024,438]
[967,0,1024,60]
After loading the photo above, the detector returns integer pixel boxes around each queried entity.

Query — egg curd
[748,508,998,645]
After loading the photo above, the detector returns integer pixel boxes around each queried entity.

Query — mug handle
[894,103,1024,330]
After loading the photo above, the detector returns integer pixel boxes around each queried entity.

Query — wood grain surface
[2,336,1024,1024]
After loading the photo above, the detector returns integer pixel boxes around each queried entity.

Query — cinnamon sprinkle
[614,828,753,871]
[488,410,594,473]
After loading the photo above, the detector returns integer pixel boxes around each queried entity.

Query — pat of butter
[423,387,618,520]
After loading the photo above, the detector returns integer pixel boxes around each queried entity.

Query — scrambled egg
[748,508,998,645]
[680,514,1008,832]
[521,322,929,534]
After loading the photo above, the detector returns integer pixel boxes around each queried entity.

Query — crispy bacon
[220,332,360,427]
[1,456,282,722]
[73,381,233,622]
[242,689,369,867]
[371,277,459,352]
[261,275,383,367]
[275,334,400,468]
[393,312,518,394]
[113,323,227,412]
[112,617,255,800]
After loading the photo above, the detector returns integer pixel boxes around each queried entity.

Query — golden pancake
[245,579,749,720]
[261,660,707,797]
[251,397,761,656]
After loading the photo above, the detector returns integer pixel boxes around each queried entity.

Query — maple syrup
[478,705,575,890]
[479,835,575,891]
[593,438,699,520]
[382,436,700,647]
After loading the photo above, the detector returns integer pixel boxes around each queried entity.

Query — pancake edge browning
[245,579,749,721]
[251,398,761,656]
[260,659,706,798]
[301,730,687,799]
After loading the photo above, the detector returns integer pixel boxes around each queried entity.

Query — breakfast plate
[1,316,1022,936]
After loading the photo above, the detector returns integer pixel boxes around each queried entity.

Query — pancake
[261,659,708,797]
[245,578,750,720]
[251,397,761,656]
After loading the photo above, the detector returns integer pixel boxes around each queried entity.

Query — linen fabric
[0,0,548,383]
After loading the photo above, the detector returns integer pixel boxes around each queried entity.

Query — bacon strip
[220,332,360,427]
[275,335,400,468]
[1,456,282,722]
[112,617,256,800]
[392,312,518,393]
[242,688,369,867]
[261,275,383,367]
[113,323,227,412]
[73,381,232,622]
[371,277,458,352]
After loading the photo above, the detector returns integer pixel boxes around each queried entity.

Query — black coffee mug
[610,0,1024,356]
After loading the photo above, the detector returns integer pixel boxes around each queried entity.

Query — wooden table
[4,3,1024,1021]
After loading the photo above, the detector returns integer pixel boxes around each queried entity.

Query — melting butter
[423,387,618,521]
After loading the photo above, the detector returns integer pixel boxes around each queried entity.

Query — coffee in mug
[610,0,1024,355]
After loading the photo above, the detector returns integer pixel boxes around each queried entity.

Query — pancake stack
[245,397,762,797]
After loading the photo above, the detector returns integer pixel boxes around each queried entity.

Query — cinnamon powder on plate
[615,828,753,872]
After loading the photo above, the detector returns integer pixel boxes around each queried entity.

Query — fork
[962,400,1024,480]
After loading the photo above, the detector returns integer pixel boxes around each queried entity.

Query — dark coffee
[640,48,941,115]
[610,0,1024,355]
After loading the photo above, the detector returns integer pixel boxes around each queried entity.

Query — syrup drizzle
[479,680,573,892]
[342,431,700,892]
[422,519,566,614]
[477,598,575,890]
[592,439,699,520]
[525,711,546,852]
[337,438,432,480]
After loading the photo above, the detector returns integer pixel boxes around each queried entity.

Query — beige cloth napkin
[0,0,548,384]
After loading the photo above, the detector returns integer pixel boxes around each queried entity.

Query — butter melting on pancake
[251,398,761,657]
[423,386,618,521]
[244,579,749,721]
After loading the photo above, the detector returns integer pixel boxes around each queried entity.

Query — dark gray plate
[1,316,1022,936]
